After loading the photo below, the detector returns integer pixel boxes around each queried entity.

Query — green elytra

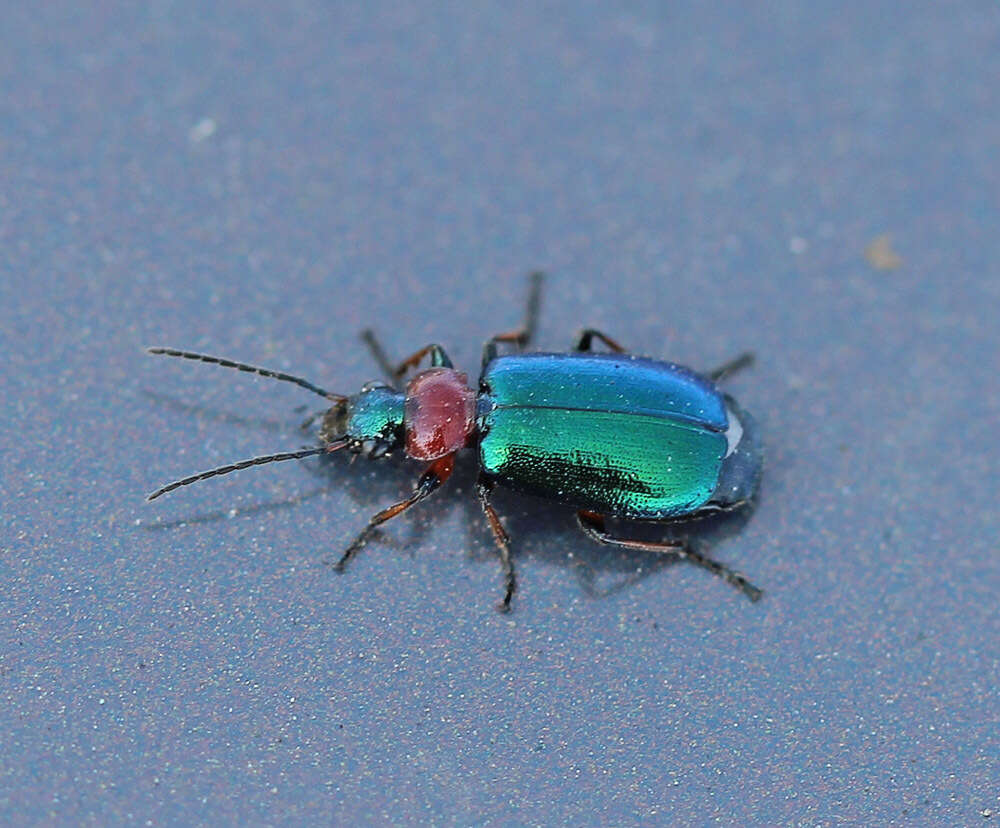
[479,353,732,519]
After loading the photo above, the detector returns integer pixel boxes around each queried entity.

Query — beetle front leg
[298,407,330,432]
[331,454,455,572]
[360,329,400,386]
[575,510,762,602]
[476,474,517,612]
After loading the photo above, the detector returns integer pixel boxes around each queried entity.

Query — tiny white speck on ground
[789,236,808,255]
[189,118,217,143]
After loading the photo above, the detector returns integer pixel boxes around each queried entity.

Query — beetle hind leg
[575,510,762,602]
[707,352,755,382]
[476,474,517,612]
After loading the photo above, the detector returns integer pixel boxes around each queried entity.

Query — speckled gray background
[2,1,998,824]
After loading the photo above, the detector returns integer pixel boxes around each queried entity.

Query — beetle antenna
[147,347,346,402]
[147,441,347,501]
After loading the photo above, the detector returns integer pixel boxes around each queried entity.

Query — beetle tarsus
[476,474,518,612]
[707,352,755,383]
[360,329,399,386]
[330,527,378,572]
[675,539,763,602]
[575,510,762,602]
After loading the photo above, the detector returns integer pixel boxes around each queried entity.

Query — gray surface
[2,1,998,824]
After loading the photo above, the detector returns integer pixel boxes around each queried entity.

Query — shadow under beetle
[147,273,763,610]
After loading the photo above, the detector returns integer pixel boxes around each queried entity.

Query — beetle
[147,272,763,610]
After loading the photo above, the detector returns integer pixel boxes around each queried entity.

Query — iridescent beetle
[148,274,762,610]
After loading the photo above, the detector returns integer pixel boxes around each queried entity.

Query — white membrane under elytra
[723,405,744,457]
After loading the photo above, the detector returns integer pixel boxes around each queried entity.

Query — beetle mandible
[147,273,763,610]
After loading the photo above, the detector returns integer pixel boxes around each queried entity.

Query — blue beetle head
[321,382,405,458]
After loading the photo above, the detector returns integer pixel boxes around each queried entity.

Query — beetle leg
[573,329,627,353]
[707,352,755,382]
[392,343,454,379]
[476,474,517,612]
[575,510,762,602]
[359,329,400,387]
[480,340,500,372]
[331,454,455,572]
[481,271,544,371]
[359,332,454,384]
[298,407,327,431]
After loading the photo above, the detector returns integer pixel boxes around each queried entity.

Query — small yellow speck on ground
[864,234,903,270]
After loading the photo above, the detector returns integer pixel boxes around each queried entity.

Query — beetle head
[322,382,405,458]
